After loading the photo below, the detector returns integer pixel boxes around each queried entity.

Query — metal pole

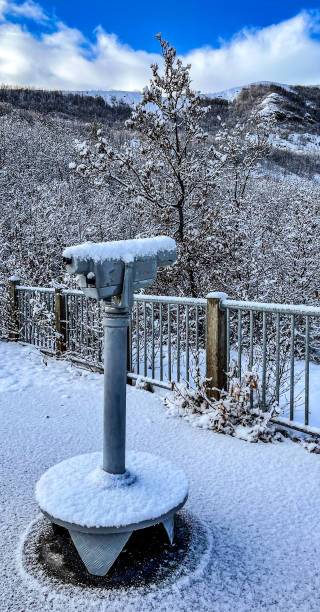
[102,305,129,474]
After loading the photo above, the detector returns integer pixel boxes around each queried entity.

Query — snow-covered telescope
[63,236,176,303]
[36,235,187,578]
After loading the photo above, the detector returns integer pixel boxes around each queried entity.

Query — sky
[0,0,320,92]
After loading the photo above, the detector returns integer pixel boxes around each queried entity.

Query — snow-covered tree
[71,35,220,295]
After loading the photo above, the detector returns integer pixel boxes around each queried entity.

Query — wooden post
[206,292,228,397]
[8,277,20,341]
[55,288,66,356]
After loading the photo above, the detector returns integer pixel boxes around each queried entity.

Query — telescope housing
[63,236,176,301]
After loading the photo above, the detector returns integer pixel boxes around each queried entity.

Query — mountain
[200,82,320,180]
[0,87,132,124]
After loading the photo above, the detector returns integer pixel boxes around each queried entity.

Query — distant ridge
[66,82,304,105]
[206,81,295,101]
[66,90,143,106]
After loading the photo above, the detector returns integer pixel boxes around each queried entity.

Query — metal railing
[17,286,56,351]
[9,283,320,431]
[130,295,206,385]
[221,298,320,427]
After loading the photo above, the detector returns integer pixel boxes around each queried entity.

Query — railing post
[8,276,20,341]
[206,292,228,397]
[55,288,67,356]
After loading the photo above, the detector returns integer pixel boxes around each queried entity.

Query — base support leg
[69,529,132,576]
[162,516,175,544]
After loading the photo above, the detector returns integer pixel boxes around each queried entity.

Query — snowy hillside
[269,131,320,154]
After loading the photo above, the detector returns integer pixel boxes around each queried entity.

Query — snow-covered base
[20,511,213,610]
[36,451,188,529]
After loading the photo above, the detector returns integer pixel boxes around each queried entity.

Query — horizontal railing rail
[131,294,207,306]
[16,287,207,304]
[220,298,320,317]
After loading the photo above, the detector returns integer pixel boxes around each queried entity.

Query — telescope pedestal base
[36,451,189,577]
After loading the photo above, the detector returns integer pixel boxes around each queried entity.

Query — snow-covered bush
[165,358,281,443]
[165,359,320,451]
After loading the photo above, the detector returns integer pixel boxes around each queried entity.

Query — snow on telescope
[63,236,176,302]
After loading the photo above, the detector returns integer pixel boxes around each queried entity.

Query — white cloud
[0,0,47,23]
[185,11,320,92]
[0,4,319,92]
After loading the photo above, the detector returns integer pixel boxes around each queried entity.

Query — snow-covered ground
[1,342,320,611]
[269,131,320,154]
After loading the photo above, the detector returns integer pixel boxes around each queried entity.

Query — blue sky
[0,1,320,91]
[36,0,320,54]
